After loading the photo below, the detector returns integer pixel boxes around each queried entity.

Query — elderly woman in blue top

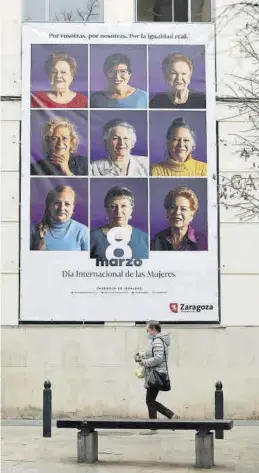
[90,186,148,261]
[91,119,148,177]
[31,185,88,251]
[90,53,147,108]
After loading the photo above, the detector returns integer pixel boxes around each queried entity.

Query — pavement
[1,421,259,472]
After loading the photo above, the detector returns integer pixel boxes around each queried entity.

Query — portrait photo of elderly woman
[31,48,88,108]
[30,115,88,176]
[91,118,148,177]
[91,185,148,260]
[149,48,206,109]
[30,184,89,251]
[151,117,207,176]
[90,48,147,108]
[150,185,207,251]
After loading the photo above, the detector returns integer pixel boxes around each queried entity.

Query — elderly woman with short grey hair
[90,118,148,177]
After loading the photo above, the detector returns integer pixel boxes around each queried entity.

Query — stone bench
[56,418,233,469]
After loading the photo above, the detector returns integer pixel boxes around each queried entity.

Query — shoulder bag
[147,338,171,391]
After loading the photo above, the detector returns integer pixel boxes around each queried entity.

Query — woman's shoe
[140,430,157,435]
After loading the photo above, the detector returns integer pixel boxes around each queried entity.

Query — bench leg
[195,431,214,469]
[77,430,98,463]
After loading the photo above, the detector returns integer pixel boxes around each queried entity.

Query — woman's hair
[164,187,199,214]
[166,117,196,148]
[104,186,135,208]
[162,53,193,76]
[103,119,137,150]
[147,320,161,333]
[33,185,75,250]
[45,53,77,77]
[41,117,79,155]
[103,53,132,75]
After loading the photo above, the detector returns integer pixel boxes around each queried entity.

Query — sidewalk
[1,422,259,472]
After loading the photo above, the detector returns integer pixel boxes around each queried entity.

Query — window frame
[135,0,214,23]
[23,0,104,23]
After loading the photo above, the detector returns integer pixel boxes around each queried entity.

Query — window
[137,0,211,22]
[23,0,103,22]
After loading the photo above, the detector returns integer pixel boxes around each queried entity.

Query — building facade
[1,0,259,418]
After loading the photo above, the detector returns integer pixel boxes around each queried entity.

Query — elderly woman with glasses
[91,119,148,177]
[31,116,88,176]
[151,187,207,251]
[150,53,206,109]
[31,53,88,108]
[91,53,147,108]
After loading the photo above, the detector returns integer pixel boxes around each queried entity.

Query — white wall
[2,325,259,419]
[1,0,259,418]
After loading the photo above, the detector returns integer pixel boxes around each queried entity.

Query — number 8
[106,227,132,260]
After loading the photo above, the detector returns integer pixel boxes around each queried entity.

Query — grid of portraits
[30,43,208,256]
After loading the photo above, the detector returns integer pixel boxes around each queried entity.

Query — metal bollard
[43,380,52,437]
[215,381,224,439]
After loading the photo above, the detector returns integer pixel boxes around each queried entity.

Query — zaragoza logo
[169,303,178,313]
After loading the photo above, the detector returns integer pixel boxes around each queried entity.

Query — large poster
[20,23,218,322]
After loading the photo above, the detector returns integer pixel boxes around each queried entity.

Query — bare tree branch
[53,0,100,22]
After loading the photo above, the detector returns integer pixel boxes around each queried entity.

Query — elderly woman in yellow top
[91,119,148,177]
[151,117,207,177]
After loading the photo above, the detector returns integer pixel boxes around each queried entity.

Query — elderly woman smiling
[91,53,147,108]
[31,53,88,108]
[150,53,206,109]
[151,187,207,251]
[31,117,88,176]
[91,186,148,260]
[31,185,89,251]
[151,117,207,176]
[91,119,148,177]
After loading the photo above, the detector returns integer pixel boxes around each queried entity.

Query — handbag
[147,338,171,392]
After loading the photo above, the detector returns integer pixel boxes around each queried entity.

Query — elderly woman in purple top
[150,187,207,251]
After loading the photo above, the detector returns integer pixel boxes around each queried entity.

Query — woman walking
[135,321,177,431]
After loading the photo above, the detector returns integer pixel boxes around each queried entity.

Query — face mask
[147,333,154,340]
